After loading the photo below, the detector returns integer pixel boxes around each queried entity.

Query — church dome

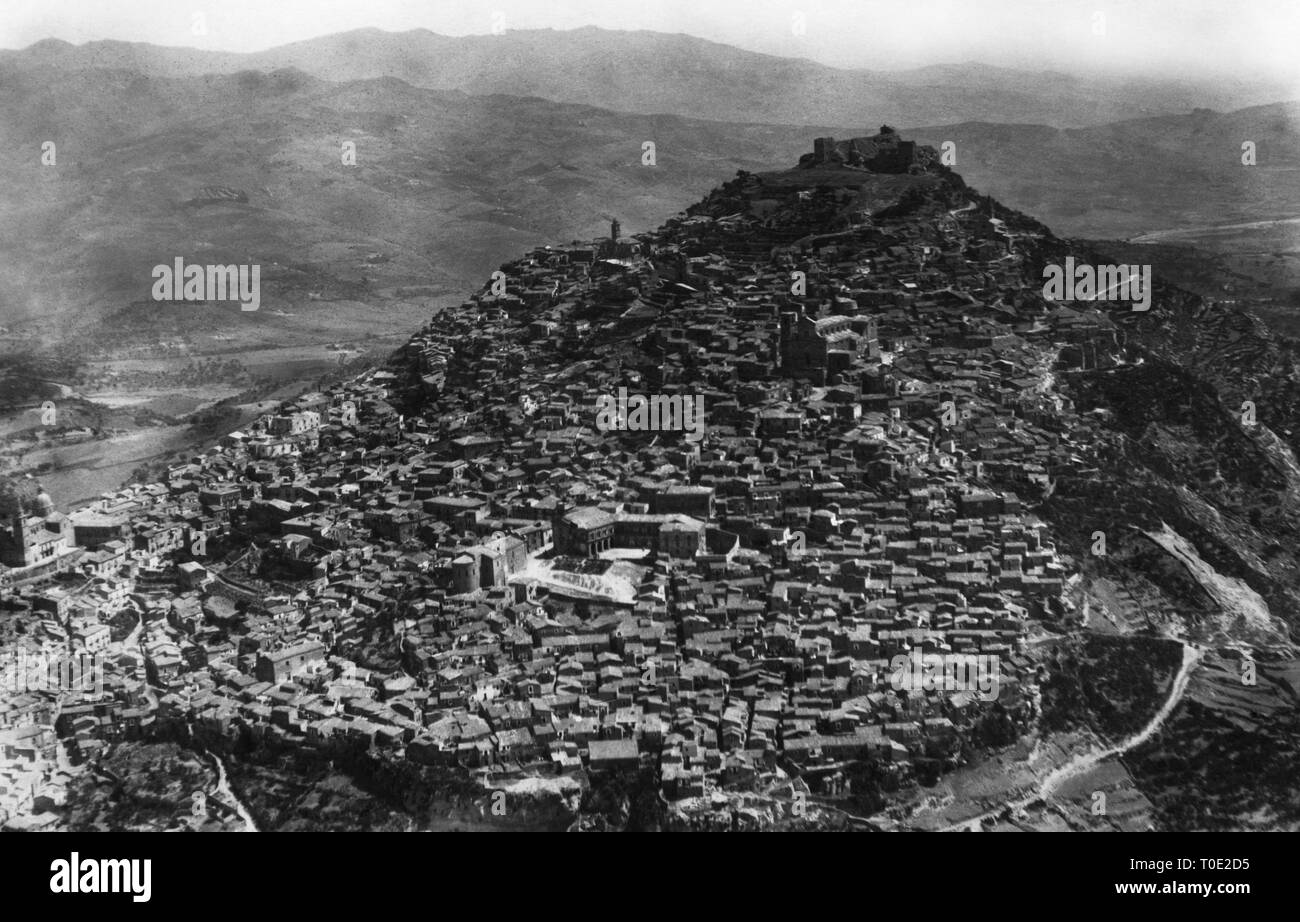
[33,490,54,517]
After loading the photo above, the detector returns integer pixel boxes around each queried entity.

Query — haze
[2,0,1298,87]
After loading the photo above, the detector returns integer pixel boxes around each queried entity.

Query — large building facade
[1,512,71,569]
[780,310,879,383]
[556,507,705,558]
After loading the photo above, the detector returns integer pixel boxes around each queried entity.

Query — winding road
[941,640,1202,831]
[208,752,259,832]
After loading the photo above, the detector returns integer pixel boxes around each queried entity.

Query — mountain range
[0,27,1295,366]
[3,27,1291,129]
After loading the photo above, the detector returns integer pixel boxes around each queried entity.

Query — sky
[2,0,1297,83]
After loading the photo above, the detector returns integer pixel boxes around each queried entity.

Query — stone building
[255,641,327,683]
[451,534,529,593]
[556,507,705,558]
[780,309,878,383]
[0,508,71,569]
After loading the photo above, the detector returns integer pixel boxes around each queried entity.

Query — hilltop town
[0,129,1237,830]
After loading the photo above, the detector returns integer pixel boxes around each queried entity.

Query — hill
[2,60,1297,347]
[373,132,1300,827]
[0,66,829,340]
[909,101,1300,240]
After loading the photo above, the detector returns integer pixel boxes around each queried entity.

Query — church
[780,308,880,384]
[0,488,72,570]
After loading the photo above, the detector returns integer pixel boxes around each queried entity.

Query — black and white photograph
[0,0,1295,888]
